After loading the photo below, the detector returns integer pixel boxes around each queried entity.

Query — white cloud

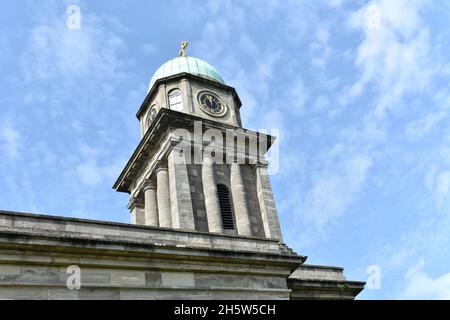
[142,43,157,55]
[280,151,373,246]
[345,2,450,291]
[347,0,434,119]
[400,259,450,299]
[310,26,331,69]
[74,157,123,187]
[425,168,450,215]
[0,121,21,160]
[435,172,450,210]
[405,111,445,141]
[405,89,450,140]
[287,77,308,113]
[0,2,134,219]
[21,10,127,81]
[74,143,124,187]
[75,160,102,186]
[302,155,372,230]
[313,95,330,113]
[324,0,345,8]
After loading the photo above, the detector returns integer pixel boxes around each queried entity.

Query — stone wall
[0,262,292,300]
[0,210,304,300]
[288,265,365,300]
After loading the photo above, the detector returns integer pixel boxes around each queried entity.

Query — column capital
[127,196,144,210]
[169,134,184,146]
[155,160,168,173]
[143,178,157,191]
[202,154,215,165]
[255,159,269,168]
[225,153,248,165]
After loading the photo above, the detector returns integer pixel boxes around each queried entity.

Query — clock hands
[199,92,224,115]
[204,95,214,109]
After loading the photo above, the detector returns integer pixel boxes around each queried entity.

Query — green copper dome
[148,56,225,93]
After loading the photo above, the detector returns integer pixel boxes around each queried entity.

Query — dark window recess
[217,184,235,230]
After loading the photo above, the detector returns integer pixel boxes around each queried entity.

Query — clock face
[147,108,157,127]
[199,92,225,115]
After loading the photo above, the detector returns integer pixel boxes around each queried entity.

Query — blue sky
[1,0,449,299]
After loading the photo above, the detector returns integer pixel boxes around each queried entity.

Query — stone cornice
[113,109,276,194]
[0,210,305,268]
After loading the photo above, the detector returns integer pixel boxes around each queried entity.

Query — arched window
[216,184,234,230]
[168,89,183,112]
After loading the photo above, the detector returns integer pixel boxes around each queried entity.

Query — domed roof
[148,56,225,93]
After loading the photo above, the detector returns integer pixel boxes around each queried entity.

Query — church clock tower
[110,43,364,299]
[113,44,283,242]
[0,42,364,300]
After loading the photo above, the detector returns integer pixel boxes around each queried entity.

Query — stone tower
[113,55,282,242]
[0,49,364,300]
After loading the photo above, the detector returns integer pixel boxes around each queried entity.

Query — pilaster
[144,179,159,227]
[168,148,196,230]
[202,156,223,233]
[255,161,283,241]
[127,197,145,225]
[230,162,252,236]
[156,161,172,228]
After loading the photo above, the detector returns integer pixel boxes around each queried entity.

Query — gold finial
[179,41,188,57]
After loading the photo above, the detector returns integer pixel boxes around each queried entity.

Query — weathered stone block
[79,288,120,300]
[111,271,145,286]
[162,272,195,288]
[145,271,162,287]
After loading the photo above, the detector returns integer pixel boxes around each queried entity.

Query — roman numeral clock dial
[198,91,226,116]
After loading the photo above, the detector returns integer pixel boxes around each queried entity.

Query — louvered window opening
[217,184,234,230]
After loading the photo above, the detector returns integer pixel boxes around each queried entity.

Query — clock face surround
[147,107,157,127]
[197,91,227,117]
